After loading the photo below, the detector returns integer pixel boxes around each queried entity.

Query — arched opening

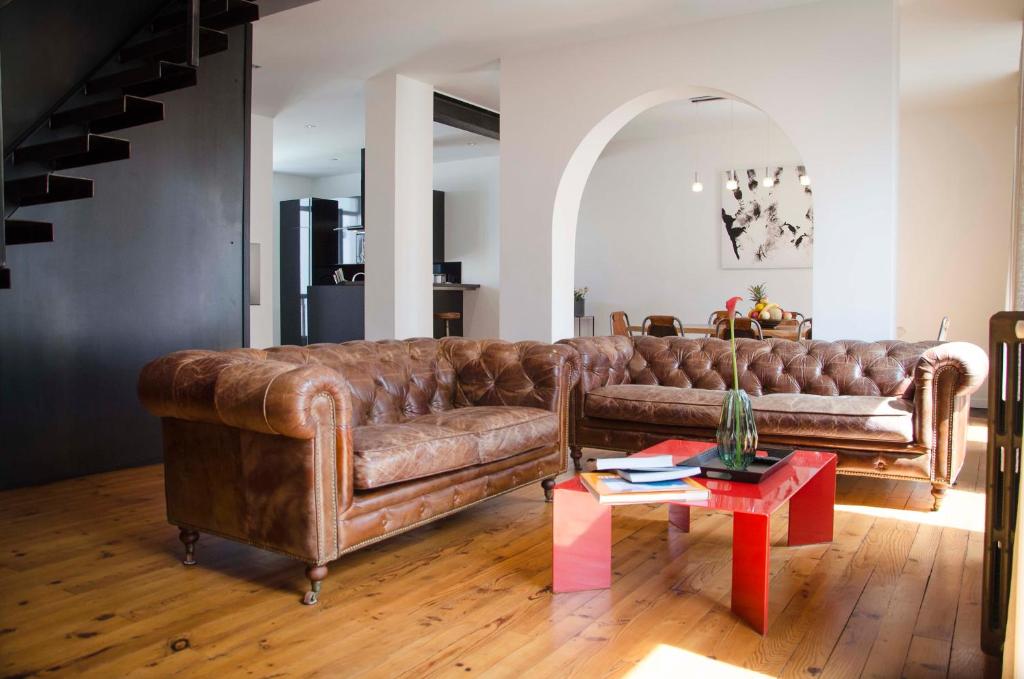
[551,87,812,339]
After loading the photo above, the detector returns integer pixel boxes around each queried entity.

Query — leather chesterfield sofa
[139,338,578,604]
[559,335,987,510]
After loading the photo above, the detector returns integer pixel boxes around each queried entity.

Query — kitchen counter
[334,281,480,291]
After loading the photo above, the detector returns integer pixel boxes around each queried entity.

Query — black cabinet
[279,198,340,345]
[433,190,445,263]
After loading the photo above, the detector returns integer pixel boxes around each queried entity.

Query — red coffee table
[551,439,837,634]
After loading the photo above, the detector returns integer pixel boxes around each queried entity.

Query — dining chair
[610,311,632,337]
[937,316,950,341]
[715,316,764,340]
[707,309,731,327]
[642,315,684,337]
[796,317,813,340]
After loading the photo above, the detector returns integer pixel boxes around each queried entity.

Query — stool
[434,311,461,337]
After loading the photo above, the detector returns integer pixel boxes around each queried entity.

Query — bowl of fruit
[746,283,795,328]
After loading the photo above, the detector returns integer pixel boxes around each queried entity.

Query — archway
[564,89,812,335]
[551,85,816,340]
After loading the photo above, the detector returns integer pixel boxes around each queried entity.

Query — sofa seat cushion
[413,406,558,464]
[586,385,725,428]
[585,385,914,443]
[353,406,558,489]
[353,423,480,490]
[752,393,914,443]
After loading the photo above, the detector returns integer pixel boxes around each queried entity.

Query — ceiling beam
[433,92,499,140]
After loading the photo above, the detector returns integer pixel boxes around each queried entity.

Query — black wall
[0,5,251,489]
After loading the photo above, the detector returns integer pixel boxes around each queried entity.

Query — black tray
[679,446,796,483]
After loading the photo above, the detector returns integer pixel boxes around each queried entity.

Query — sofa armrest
[913,341,988,485]
[138,349,353,439]
[139,350,355,563]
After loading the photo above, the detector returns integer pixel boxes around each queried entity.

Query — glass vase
[717,389,758,471]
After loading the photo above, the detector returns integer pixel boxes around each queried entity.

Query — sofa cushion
[585,385,913,443]
[352,423,480,490]
[586,385,725,428]
[413,406,558,464]
[352,406,559,490]
[752,393,914,443]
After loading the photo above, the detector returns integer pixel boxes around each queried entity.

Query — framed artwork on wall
[720,166,813,269]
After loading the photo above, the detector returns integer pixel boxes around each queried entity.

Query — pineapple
[748,283,768,313]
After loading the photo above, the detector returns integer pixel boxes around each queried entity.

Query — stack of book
[579,455,708,504]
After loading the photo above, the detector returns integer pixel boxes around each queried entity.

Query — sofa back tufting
[567,336,943,399]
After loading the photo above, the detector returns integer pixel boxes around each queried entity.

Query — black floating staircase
[0,0,260,288]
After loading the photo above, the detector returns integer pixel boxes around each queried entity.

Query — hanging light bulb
[725,170,738,191]
[691,171,704,192]
[761,169,775,188]
[799,173,811,186]
[760,111,774,188]
[689,100,702,194]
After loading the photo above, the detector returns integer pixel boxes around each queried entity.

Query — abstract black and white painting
[720,165,813,269]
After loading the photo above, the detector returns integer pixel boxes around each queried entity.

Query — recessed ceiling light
[467,141,478,147]
[305,124,317,129]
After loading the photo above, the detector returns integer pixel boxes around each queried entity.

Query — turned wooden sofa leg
[542,478,556,503]
[570,446,583,472]
[178,528,199,566]
[931,484,947,511]
[303,564,328,605]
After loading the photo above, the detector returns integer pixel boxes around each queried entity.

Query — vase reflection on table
[717,295,759,471]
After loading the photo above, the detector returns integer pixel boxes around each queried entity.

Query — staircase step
[5,174,94,207]
[13,134,130,170]
[119,26,228,64]
[87,61,197,98]
[5,220,53,245]
[50,96,164,134]
[151,0,259,33]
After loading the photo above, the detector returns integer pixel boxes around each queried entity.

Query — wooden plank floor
[0,420,1002,678]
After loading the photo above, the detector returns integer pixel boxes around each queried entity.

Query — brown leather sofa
[139,338,578,604]
[559,335,987,510]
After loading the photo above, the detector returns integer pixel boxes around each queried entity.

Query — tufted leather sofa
[138,337,578,604]
[559,336,987,510]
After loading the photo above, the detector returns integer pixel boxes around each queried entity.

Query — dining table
[626,323,802,340]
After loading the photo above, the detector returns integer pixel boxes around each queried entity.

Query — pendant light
[725,99,739,191]
[761,111,775,188]
[691,100,703,192]
[799,165,811,186]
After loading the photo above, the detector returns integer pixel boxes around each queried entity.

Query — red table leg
[732,511,770,634]
[552,478,611,593]
[668,504,690,532]
[787,456,837,546]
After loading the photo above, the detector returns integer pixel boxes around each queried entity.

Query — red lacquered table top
[629,440,836,516]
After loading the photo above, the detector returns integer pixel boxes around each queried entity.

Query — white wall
[250,114,275,348]
[499,0,899,342]
[434,156,501,338]
[313,172,361,198]
[577,117,809,332]
[898,101,1015,407]
[271,171,314,345]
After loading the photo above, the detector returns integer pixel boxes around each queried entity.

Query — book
[616,466,701,483]
[594,454,674,471]
[579,472,710,505]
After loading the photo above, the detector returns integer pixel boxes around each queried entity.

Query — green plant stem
[730,316,742,458]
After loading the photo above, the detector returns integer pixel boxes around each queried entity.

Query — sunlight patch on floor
[967,421,988,444]
[624,644,776,678]
[834,488,985,533]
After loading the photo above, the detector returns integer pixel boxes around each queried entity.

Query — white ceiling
[257,0,1022,177]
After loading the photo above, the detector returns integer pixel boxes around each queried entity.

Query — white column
[364,72,434,340]
[248,113,275,348]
